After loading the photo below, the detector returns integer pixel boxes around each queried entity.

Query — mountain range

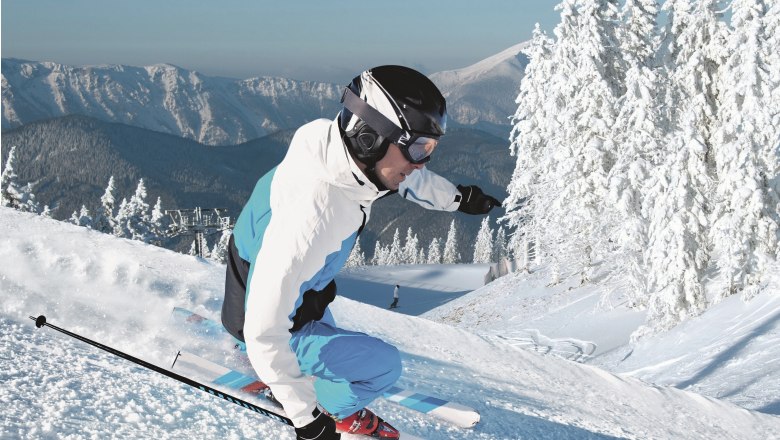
[2,44,527,143]
[1,44,528,256]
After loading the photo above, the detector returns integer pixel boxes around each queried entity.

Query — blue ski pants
[290,320,402,419]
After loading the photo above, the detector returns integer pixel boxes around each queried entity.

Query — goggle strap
[342,87,406,145]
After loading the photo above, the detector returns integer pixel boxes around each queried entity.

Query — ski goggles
[396,134,438,164]
[342,87,440,164]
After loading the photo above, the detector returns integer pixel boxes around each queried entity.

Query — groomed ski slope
[1,208,778,440]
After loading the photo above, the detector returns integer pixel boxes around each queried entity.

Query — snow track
[2,209,779,439]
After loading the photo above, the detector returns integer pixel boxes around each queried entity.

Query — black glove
[457,184,501,215]
[295,410,340,440]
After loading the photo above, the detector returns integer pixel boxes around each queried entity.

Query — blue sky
[2,0,561,83]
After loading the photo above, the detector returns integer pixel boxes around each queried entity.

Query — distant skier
[389,285,400,309]
[221,65,500,440]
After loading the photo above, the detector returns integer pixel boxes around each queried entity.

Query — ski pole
[29,315,293,426]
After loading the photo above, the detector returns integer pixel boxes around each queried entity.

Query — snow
[1,207,779,439]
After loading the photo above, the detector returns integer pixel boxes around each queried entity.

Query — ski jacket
[232,117,460,427]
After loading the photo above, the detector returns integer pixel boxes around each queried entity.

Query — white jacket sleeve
[243,183,341,428]
[398,166,461,211]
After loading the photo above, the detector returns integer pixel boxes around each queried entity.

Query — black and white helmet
[339,65,447,166]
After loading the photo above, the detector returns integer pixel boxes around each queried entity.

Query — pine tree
[210,229,232,264]
[417,247,426,265]
[442,220,461,264]
[345,237,366,268]
[639,0,727,335]
[93,176,117,234]
[472,217,494,263]
[70,205,93,228]
[502,24,556,272]
[1,146,40,213]
[641,108,710,337]
[711,0,779,300]
[494,226,509,263]
[427,237,442,264]
[372,241,389,266]
[387,228,403,265]
[605,0,663,304]
[149,197,166,246]
[402,227,420,264]
[113,198,131,238]
[126,179,152,243]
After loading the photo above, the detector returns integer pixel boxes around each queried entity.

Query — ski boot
[331,408,400,439]
[240,381,282,407]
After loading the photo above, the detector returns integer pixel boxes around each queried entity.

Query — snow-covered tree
[210,229,232,264]
[442,220,460,264]
[503,24,556,236]
[494,226,509,263]
[386,229,403,265]
[427,237,442,264]
[345,237,366,268]
[710,0,779,300]
[402,227,420,264]
[148,197,166,246]
[113,198,131,238]
[641,108,710,337]
[93,176,117,234]
[637,0,728,335]
[1,146,40,213]
[472,217,494,263]
[70,205,93,228]
[372,241,389,266]
[604,0,663,303]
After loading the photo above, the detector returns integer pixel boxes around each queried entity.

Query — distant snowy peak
[1,58,343,145]
[431,42,530,86]
[429,42,530,132]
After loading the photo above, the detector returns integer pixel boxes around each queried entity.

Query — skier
[389,285,400,309]
[221,65,501,439]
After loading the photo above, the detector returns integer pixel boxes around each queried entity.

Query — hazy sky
[2,0,561,83]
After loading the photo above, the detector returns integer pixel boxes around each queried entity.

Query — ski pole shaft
[29,315,293,426]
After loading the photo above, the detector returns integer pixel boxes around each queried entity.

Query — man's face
[374,143,426,190]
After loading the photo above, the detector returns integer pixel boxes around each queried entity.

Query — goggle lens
[402,136,438,164]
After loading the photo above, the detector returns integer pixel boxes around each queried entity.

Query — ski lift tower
[165,207,232,257]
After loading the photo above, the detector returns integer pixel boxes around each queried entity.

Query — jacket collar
[324,119,391,204]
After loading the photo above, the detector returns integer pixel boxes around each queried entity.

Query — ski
[171,350,424,440]
[170,307,481,428]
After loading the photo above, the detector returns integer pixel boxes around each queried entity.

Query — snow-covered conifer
[472,217,494,264]
[442,220,460,264]
[210,229,232,264]
[70,205,93,228]
[604,0,663,303]
[494,226,508,263]
[126,179,152,243]
[710,0,779,300]
[372,241,390,266]
[1,146,40,213]
[113,198,131,238]
[93,176,117,234]
[149,197,166,246]
[387,229,403,265]
[402,227,420,264]
[427,237,442,264]
[345,238,366,268]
